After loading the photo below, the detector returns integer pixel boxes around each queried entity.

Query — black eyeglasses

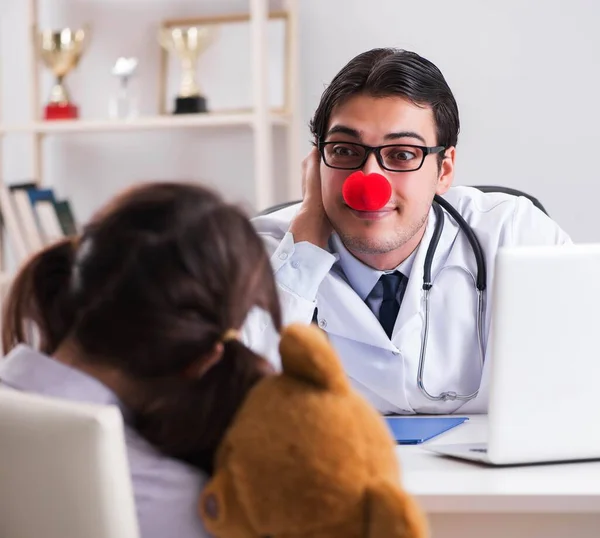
[318,141,446,172]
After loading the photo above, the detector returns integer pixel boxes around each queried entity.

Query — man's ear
[435,146,456,196]
[365,480,429,538]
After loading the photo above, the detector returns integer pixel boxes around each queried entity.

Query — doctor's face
[320,94,455,269]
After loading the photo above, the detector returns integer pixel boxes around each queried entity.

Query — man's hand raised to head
[289,147,333,250]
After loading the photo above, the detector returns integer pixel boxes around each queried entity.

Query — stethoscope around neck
[417,195,487,402]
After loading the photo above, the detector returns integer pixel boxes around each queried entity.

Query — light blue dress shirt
[330,234,416,317]
[0,345,210,538]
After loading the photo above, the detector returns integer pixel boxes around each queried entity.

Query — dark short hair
[2,182,281,473]
[310,48,460,151]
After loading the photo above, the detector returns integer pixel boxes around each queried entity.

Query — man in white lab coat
[243,48,571,415]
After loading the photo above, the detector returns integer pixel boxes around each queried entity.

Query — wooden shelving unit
[0,111,292,135]
[0,0,302,211]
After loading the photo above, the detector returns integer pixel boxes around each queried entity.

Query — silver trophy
[109,56,139,119]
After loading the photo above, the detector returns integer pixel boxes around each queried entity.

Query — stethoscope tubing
[417,196,487,402]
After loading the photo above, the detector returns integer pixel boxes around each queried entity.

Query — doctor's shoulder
[251,202,302,255]
[442,185,572,247]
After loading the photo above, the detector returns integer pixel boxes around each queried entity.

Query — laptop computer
[425,243,600,466]
[0,389,140,538]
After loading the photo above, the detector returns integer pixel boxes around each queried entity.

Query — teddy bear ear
[365,479,429,538]
[279,323,350,393]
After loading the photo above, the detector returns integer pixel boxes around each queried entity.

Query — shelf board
[0,111,291,135]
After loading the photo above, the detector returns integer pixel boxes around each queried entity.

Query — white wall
[2,0,600,242]
[298,0,600,242]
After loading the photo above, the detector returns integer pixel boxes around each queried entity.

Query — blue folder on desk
[385,416,469,444]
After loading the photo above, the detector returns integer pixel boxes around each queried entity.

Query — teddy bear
[199,323,428,538]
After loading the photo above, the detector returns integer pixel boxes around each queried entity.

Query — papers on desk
[385,416,469,444]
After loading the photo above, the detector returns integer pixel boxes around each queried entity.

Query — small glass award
[109,57,139,119]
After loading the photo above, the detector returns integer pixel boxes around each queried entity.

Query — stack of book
[0,182,78,267]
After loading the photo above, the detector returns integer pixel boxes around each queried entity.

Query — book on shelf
[0,181,80,266]
[54,200,78,236]
[0,184,29,264]
[9,183,46,252]
[26,186,56,205]
[35,201,64,244]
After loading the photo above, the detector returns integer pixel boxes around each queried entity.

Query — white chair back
[0,390,140,538]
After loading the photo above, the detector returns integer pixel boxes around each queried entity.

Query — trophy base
[44,102,79,121]
[174,96,207,114]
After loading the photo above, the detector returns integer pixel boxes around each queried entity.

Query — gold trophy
[39,28,88,120]
[158,25,218,114]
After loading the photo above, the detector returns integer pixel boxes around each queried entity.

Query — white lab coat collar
[330,233,417,301]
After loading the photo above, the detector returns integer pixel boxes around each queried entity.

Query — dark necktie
[378,272,404,339]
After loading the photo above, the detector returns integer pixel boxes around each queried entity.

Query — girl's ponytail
[2,239,77,354]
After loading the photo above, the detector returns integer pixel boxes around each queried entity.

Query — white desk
[397,415,600,538]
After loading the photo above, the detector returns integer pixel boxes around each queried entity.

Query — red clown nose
[342,171,392,211]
